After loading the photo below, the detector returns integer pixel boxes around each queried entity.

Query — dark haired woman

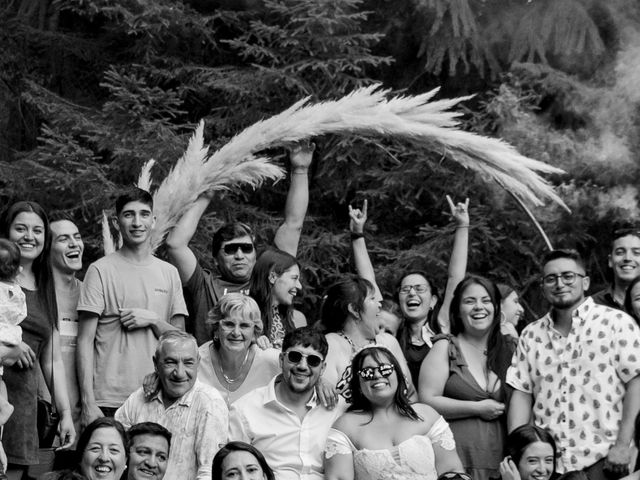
[348,196,470,385]
[419,275,516,480]
[317,276,415,402]
[323,346,464,480]
[499,425,557,480]
[1,201,75,479]
[624,275,640,323]
[249,248,306,349]
[212,441,276,480]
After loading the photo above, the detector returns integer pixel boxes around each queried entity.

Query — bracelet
[350,232,364,241]
[291,168,309,175]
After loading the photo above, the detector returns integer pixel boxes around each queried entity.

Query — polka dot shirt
[506,297,640,472]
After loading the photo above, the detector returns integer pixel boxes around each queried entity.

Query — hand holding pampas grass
[137,84,567,253]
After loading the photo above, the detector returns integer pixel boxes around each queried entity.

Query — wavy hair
[317,275,374,333]
[347,346,420,422]
[206,293,263,347]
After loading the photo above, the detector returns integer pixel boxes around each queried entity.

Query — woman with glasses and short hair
[419,275,516,480]
[324,346,465,480]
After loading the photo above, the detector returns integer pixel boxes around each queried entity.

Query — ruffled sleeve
[324,428,356,459]
[427,416,456,451]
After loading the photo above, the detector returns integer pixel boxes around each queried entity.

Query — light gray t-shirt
[78,251,188,407]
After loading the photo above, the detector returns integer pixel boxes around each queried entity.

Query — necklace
[338,331,375,354]
[214,345,251,384]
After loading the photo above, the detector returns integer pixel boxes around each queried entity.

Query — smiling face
[216,235,257,283]
[280,344,325,395]
[358,351,398,406]
[79,427,127,480]
[217,314,256,353]
[517,441,555,480]
[154,339,199,402]
[609,234,640,285]
[459,283,495,335]
[116,200,155,248]
[398,274,436,325]
[128,433,170,480]
[8,211,45,263]
[50,220,84,274]
[501,291,523,326]
[542,258,589,311]
[271,264,302,306]
[221,450,267,480]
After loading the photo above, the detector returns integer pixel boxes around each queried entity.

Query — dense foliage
[2,0,640,323]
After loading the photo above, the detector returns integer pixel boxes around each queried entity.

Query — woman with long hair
[624,275,640,323]
[1,201,75,479]
[499,425,557,480]
[496,283,524,338]
[212,441,276,480]
[324,346,464,480]
[249,248,305,349]
[317,275,415,402]
[419,275,516,480]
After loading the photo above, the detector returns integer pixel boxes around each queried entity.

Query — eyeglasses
[541,271,586,287]
[357,363,395,380]
[285,350,323,368]
[398,284,429,295]
[222,243,254,255]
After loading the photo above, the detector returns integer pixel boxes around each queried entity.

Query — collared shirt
[421,323,437,347]
[507,297,640,472]
[591,286,626,313]
[229,375,343,480]
[115,380,229,480]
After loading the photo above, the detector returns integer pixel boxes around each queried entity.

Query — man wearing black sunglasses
[592,226,640,314]
[166,143,314,345]
[229,327,343,480]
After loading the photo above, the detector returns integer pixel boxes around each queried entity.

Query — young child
[0,238,26,425]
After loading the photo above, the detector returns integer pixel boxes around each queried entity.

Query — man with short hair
[49,216,85,435]
[507,249,640,479]
[166,144,313,345]
[78,187,188,427]
[229,326,342,480]
[127,422,172,480]
[592,226,640,313]
[116,331,228,480]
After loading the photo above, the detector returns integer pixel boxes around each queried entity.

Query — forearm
[41,343,71,414]
[150,318,180,338]
[166,196,211,249]
[423,395,481,420]
[274,167,309,255]
[507,390,533,432]
[352,237,381,300]
[437,225,469,333]
[77,337,96,406]
[616,375,640,446]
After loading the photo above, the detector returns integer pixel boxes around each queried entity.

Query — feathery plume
[137,159,155,192]
[102,211,117,256]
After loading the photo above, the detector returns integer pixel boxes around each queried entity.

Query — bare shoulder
[332,410,368,436]
[411,402,441,425]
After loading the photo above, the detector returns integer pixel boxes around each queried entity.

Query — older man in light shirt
[116,331,228,480]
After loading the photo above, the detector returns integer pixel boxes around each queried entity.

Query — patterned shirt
[507,297,640,472]
[116,380,229,480]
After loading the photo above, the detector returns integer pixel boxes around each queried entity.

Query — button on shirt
[507,297,640,472]
[229,375,343,480]
[116,380,229,480]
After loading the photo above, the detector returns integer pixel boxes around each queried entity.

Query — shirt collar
[150,379,199,408]
[543,297,593,330]
[264,374,319,409]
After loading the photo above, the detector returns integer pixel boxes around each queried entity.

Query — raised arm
[419,339,504,420]
[349,200,382,301]
[436,196,469,334]
[165,194,213,283]
[274,142,314,256]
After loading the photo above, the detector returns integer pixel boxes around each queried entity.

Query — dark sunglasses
[222,242,254,255]
[357,363,395,381]
[285,350,323,368]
